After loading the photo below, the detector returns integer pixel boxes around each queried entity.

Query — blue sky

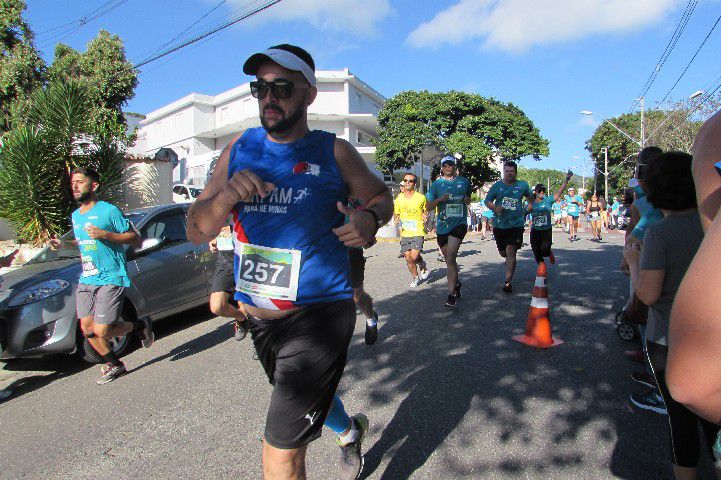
[25,0,721,174]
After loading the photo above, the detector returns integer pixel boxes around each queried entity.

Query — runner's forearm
[187,194,235,244]
[104,231,139,245]
[365,191,394,225]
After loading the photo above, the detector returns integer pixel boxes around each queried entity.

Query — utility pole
[547,177,550,192]
[419,150,424,194]
[603,146,609,200]
[639,96,645,148]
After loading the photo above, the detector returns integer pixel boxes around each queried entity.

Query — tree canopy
[374,90,550,188]
[516,166,579,194]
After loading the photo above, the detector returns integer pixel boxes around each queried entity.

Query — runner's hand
[49,236,62,250]
[566,170,573,181]
[85,225,108,240]
[219,169,275,208]
[439,193,450,202]
[333,202,377,247]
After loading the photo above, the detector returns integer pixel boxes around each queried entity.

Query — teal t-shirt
[631,195,663,240]
[565,195,583,216]
[426,176,472,235]
[611,201,621,214]
[551,201,562,215]
[530,196,555,231]
[486,180,532,229]
[72,201,131,287]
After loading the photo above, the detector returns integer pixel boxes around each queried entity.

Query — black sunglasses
[441,161,455,167]
[250,80,306,100]
[403,178,416,183]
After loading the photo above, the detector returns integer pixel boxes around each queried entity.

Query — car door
[131,208,207,316]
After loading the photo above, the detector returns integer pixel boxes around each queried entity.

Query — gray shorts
[400,236,424,253]
[76,284,125,325]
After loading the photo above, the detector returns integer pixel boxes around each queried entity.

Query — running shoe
[624,348,645,364]
[630,390,667,415]
[418,263,429,280]
[549,251,556,264]
[409,277,419,288]
[437,254,445,262]
[338,413,369,480]
[234,319,249,341]
[397,253,404,259]
[96,362,126,384]
[139,316,154,348]
[631,371,656,389]
[445,293,457,308]
[502,281,512,293]
[365,314,378,346]
[454,282,462,299]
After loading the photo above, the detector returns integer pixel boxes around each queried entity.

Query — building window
[356,129,374,146]
[355,92,362,106]
[220,106,230,124]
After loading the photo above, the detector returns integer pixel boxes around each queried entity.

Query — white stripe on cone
[534,277,546,288]
[530,297,549,309]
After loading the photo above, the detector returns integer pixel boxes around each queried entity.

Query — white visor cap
[243,48,317,86]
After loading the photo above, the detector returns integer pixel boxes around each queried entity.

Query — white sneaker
[418,264,429,280]
[409,277,419,288]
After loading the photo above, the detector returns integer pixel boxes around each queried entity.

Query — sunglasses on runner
[403,178,416,183]
[441,161,455,167]
[250,80,307,100]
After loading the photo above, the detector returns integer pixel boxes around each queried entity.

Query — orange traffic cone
[512,261,563,348]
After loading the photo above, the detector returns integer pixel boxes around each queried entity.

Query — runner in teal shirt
[484,161,533,292]
[426,155,472,308]
[564,188,584,241]
[526,171,572,264]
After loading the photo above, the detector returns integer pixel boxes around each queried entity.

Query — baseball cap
[243,44,317,86]
[440,155,456,165]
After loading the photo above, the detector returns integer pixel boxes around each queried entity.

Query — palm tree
[0,79,125,244]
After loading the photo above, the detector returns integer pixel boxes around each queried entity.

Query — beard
[75,190,93,203]
[261,104,305,134]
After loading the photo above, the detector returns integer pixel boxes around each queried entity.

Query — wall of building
[348,84,382,115]
[310,82,347,115]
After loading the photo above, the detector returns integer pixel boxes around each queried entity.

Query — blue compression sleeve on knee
[324,394,351,434]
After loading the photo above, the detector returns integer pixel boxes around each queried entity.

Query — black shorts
[248,299,356,449]
[494,227,524,252]
[210,250,235,294]
[530,228,552,263]
[437,224,467,248]
[348,248,365,289]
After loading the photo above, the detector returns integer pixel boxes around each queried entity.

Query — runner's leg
[505,244,519,283]
[445,235,462,294]
[404,250,419,278]
[263,443,307,480]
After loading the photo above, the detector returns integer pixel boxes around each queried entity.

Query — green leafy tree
[47,30,139,144]
[0,80,125,244]
[374,90,550,188]
[517,167,578,193]
[0,0,45,133]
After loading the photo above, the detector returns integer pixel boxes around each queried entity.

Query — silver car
[0,203,217,363]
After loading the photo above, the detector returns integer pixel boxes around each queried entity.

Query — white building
[130,69,390,186]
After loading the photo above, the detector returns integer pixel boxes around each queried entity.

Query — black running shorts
[437,224,467,248]
[210,250,235,294]
[348,247,365,289]
[494,227,524,252]
[248,299,356,449]
[530,228,552,263]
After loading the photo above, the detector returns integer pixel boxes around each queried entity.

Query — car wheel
[77,313,136,364]
[617,323,637,342]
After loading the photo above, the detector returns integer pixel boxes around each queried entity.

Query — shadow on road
[343,242,677,479]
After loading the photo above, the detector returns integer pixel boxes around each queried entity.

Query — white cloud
[234,0,393,36]
[406,0,682,53]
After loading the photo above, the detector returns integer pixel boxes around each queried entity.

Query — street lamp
[645,90,706,143]
[580,110,641,147]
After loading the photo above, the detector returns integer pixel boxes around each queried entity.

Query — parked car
[172,184,203,203]
[0,204,217,363]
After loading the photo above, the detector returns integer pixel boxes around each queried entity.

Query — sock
[324,394,352,435]
[338,418,359,446]
[102,350,123,367]
[366,313,377,328]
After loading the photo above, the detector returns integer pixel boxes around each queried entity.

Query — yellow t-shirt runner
[394,191,427,238]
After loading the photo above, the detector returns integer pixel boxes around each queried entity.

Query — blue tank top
[228,128,352,310]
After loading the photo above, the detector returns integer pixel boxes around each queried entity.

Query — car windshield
[27,212,148,264]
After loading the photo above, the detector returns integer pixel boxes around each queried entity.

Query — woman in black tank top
[586,194,603,241]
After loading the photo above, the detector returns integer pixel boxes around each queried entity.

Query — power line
[136,0,229,67]
[634,0,698,104]
[37,0,130,47]
[658,14,721,106]
[134,0,283,70]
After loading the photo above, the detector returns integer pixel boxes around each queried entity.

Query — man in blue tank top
[186,44,393,480]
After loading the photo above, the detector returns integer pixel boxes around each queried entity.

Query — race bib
[80,254,99,277]
[533,215,549,227]
[446,204,463,218]
[401,219,418,231]
[235,243,301,301]
[501,197,518,210]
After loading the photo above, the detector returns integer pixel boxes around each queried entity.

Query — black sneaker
[365,313,378,346]
[234,319,249,341]
[445,293,457,308]
[437,254,445,262]
[502,282,512,293]
[139,316,154,348]
[338,414,369,480]
[454,282,462,299]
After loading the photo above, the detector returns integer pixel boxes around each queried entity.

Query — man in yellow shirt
[394,173,429,288]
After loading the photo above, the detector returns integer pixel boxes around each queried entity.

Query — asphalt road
[0,225,712,479]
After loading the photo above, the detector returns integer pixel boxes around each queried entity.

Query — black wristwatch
[365,208,382,234]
